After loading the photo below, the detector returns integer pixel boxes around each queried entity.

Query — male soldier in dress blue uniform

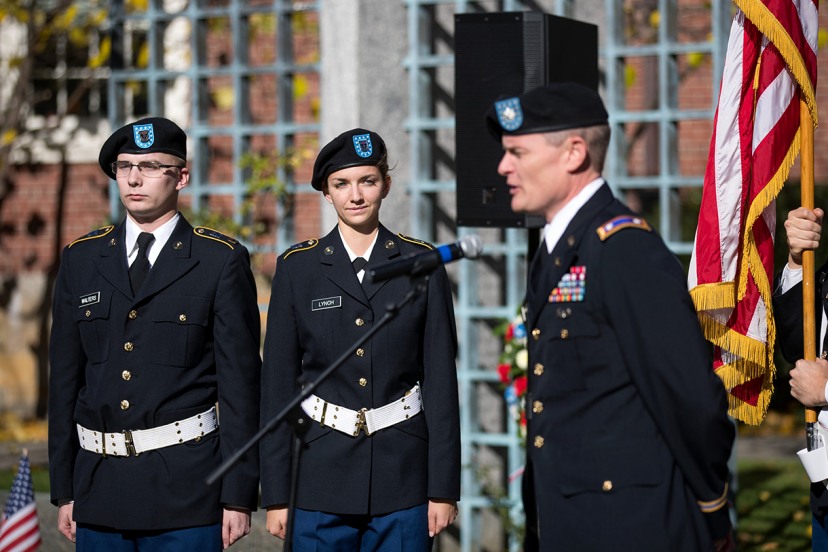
[48,117,261,551]
[259,128,460,550]
[486,83,735,551]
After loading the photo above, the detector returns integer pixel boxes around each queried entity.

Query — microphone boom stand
[206,271,434,550]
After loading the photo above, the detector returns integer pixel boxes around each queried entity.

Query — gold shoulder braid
[596,215,652,242]
[193,226,239,249]
[397,233,433,250]
[68,225,115,248]
[283,239,319,259]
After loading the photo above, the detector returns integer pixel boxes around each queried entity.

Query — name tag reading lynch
[312,296,342,311]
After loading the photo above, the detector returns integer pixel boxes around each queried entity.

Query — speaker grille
[455,12,598,228]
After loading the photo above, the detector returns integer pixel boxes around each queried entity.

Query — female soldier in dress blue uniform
[260,129,460,551]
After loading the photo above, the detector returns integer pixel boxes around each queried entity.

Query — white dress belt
[301,385,422,437]
[76,406,218,457]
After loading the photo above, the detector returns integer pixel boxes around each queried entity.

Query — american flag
[0,453,41,552]
[688,0,818,424]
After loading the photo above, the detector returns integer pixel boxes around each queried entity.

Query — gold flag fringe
[734,0,817,125]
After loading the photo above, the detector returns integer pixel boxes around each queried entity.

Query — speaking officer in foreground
[486,83,734,551]
[48,117,261,551]
[260,128,460,550]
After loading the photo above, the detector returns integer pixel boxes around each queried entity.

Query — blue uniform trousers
[76,522,221,551]
[292,503,431,551]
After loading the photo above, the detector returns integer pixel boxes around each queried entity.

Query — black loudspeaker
[455,12,599,228]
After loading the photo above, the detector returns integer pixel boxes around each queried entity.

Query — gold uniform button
[355,318,365,327]
[532,328,541,341]
[179,313,187,322]
[533,400,543,414]
[534,363,544,376]
[560,329,569,339]
[124,342,134,352]
[356,348,365,357]
[85,310,92,317]
[822,351,828,360]
[554,257,562,267]
[534,436,545,448]
[122,370,132,381]
[359,378,368,387]
[128,310,138,320]
[602,480,613,492]
[567,235,576,247]
[120,400,130,410]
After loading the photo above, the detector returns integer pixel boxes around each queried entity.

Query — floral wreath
[495,310,528,441]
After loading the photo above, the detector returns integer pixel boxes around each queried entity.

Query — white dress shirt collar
[125,213,180,268]
[543,178,605,253]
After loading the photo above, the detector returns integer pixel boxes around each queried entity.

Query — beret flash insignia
[495,98,524,131]
[133,123,155,149]
[352,134,373,158]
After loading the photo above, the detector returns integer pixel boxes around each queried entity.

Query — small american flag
[0,453,41,552]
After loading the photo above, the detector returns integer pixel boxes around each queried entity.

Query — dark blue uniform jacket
[523,184,733,551]
[259,225,460,515]
[48,216,261,530]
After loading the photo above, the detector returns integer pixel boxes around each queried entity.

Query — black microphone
[367,235,483,283]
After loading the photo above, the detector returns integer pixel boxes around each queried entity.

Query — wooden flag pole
[800,98,820,445]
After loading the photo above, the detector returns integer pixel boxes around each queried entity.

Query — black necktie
[352,257,368,274]
[129,232,155,293]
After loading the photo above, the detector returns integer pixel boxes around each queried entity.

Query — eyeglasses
[111,161,184,177]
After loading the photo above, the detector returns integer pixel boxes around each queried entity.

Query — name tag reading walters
[312,296,342,311]
[79,292,101,307]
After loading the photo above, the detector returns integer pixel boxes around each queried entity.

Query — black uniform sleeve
[214,245,262,510]
[48,247,86,505]
[599,229,734,540]
[422,265,461,501]
[259,256,302,507]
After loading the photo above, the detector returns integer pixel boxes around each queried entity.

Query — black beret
[486,82,608,140]
[98,117,187,179]
[311,128,387,191]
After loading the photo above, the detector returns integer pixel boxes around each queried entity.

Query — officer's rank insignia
[352,133,373,158]
[133,123,155,149]
[194,226,238,249]
[495,98,523,132]
[596,215,652,241]
[68,225,115,248]
[312,296,342,311]
[283,239,318,259]
[549,266,586,303]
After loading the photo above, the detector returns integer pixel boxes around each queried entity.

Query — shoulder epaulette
[596,215,652,242]
[397,233,433,250]
[193,226,238,249]
[68,225,115,248]
[283,239,319,259]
